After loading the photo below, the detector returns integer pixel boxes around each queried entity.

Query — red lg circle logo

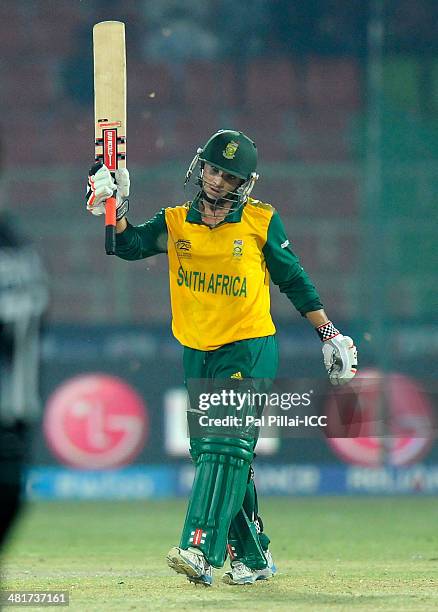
[44,374,148,469]
[326,369,434,466]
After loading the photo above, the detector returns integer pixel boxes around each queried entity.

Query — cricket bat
[93,21,126,255]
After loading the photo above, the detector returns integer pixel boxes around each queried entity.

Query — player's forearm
[114,209,168,260]
[305,309,329,328]
[116,217,128,233]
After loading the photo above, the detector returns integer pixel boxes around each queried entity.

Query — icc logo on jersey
[175,239,192,259]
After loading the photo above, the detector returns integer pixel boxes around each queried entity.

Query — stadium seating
[245,59,302,110]
[0,2,368,323]
[305,57,361,110]
[182,61,239,108]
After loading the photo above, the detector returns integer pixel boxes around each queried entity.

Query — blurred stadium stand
[0,0,436,327]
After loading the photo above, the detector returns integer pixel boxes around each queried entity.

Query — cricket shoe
[166,546,213,587]
[254,549,277,581]
[222,561,257,585]
[222,550,277,585]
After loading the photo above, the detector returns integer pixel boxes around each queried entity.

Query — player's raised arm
[86,162,168,260]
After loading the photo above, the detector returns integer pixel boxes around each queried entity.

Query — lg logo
[325,370,434,466]
[44,374,148,469]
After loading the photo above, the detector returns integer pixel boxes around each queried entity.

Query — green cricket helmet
[201,129,257,180]
[185,129,259,210]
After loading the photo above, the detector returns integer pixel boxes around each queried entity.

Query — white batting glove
[317,322,358,386]
[86,163,115,215]
[86,164,130,219]
[115,167,130,202]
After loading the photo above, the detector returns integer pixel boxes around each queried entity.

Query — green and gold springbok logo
[223,140,239,159]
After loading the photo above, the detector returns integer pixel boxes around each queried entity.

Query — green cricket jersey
[115,197,322,350]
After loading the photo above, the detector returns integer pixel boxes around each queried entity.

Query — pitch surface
[2,498,438,611]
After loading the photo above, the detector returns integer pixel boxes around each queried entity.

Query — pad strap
[228,508,267,570]
[227,466,269,569]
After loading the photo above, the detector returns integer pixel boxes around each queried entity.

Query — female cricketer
[86,129,358,586]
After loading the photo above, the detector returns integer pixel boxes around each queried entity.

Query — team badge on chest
[233,239,243,258]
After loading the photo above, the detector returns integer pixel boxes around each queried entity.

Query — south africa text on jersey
[176,267,247,297]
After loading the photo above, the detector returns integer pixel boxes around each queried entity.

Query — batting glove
[86,163,130,220]
[317,321,358,386]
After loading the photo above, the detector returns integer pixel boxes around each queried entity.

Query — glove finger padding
[322,335,358,386]
[114,168,130,200]
[114,168,130,220]
[86,163,116,215]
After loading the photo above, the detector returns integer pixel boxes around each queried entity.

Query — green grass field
[1,498,438,611]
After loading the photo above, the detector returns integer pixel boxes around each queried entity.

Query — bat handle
[105,196,117,255]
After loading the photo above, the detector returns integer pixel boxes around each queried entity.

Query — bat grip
[105,196,117,255]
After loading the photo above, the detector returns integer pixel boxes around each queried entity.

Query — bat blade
[93,21,126,255]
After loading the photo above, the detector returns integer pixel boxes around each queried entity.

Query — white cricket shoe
[222,561,257,585]
[254,549,277,581]
[167,546,213,587]
[222,550,277,585]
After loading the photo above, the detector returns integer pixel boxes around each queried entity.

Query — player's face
[202,164,242,200]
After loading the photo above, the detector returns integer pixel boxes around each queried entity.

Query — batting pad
[228,507,268,570]
[180,437,254,568]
